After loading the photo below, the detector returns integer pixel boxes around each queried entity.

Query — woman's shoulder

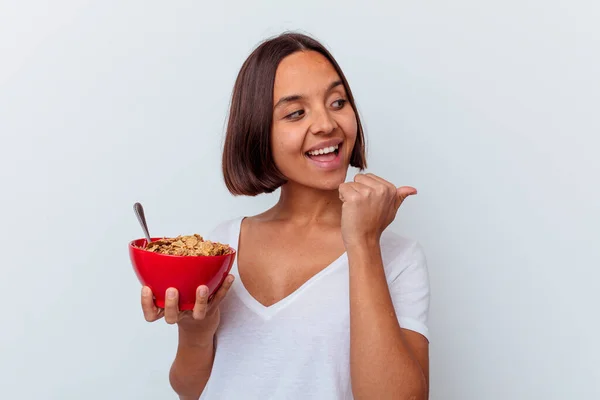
[379,229,428,277]
[205,216,243,245]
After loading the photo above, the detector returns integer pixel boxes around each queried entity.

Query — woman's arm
[143,276,234,399]
[169,328,215,400]
[338,173,429,399]
[347,242,429,400]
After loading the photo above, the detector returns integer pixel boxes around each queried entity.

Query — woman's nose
[308,108,337,135]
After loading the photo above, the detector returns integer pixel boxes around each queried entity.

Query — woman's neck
[266,181,343,227]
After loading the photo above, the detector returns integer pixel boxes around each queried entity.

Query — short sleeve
[205,217,241,248]
[388,241,431,341]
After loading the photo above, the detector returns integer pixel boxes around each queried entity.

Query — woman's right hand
[141,274,235,336]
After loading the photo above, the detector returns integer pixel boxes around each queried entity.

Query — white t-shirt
[199,217,430,399]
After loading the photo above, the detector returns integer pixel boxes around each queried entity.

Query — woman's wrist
[345,236,383,272]
[345,235,381,256]
[178,324,215,348]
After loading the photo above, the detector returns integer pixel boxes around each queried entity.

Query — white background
[1,1,598,399]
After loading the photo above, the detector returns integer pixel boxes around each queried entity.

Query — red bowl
[129,238,236,310]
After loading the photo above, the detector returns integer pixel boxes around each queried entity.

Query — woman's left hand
[338,173,417,248]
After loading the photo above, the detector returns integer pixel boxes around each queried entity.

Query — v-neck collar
[229,216,348,320]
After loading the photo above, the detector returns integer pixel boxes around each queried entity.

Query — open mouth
[305,143,341,162]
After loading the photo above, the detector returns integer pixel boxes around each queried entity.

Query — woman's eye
[285,110,305,120]
[332,99,347,109]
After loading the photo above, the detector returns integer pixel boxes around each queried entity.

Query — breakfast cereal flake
[143,234,231,256]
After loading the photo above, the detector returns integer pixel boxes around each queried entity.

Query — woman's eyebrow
[274,80,344,109]
[274,94,303,109]
[327,80,343,92]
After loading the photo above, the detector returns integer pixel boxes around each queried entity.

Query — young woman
[141,32,430,400]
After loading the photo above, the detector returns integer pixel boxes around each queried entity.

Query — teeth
[308,144,339,156]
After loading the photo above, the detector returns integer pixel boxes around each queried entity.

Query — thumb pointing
[396,186,418,207]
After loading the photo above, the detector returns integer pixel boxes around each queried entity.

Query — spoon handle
[133,202,152,245]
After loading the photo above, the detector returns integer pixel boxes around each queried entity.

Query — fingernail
[167,288,176,298]
[199,286,208,297]
[142,287,151,296]
[227,276,234,284]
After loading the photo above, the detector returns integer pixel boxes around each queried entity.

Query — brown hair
[222,32,367,196]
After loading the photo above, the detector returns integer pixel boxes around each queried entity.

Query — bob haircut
[222,32,367,196]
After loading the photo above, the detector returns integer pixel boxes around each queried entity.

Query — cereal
[140,234,232,256]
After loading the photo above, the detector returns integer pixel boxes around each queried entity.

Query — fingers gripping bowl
[129,235,236,310]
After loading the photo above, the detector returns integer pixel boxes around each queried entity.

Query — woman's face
[271,51,358,191]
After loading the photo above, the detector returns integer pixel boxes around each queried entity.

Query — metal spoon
[133,202,152,246]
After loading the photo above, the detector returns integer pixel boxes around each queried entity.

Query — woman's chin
[282,167,349,192]
[303,176,347,192]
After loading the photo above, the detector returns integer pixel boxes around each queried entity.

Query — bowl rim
[129,238,236,259]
